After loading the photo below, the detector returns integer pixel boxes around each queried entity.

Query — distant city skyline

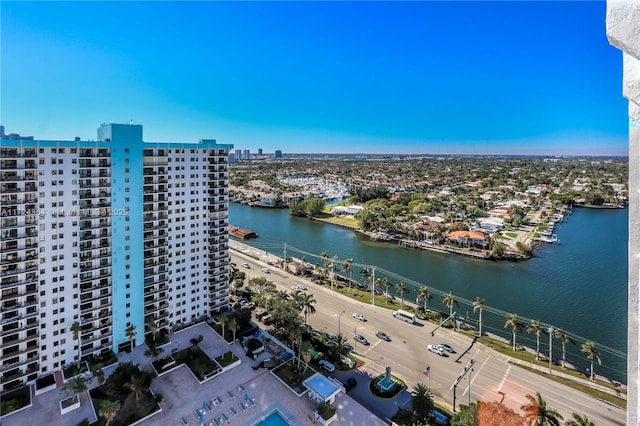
[1,1,629,156]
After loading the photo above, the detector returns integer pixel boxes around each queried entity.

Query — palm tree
[553,329,575,369]
[146,319,158,343]
[228,318,238,343]
[581,340,601,380]
[94,368,105,386]
[565,413,595,426]
[473,297,485,337]
[342,259,353,292]
[320,251,329,276]
[290,326,302,367]
[359,268,370,289]
[396,281,409,308]
[216,314,229,341]
[382,277,393,304]
[443,291,459,317]
[410,383,435,420]
[526,320,547,361]
[125,325,137,354]
[125,374,148,404]
[520,392,563,426]
[504,314,523,351]
[70,321,81,366]
[417,286,432,312]
[301,341,313,373]
[299,293,317,325]
[99,399,121,426]
[333,332,351,361]
[331,255,339,287]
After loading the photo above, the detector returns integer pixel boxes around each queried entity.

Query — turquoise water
[230,203,628,382]
[254,410,290,426]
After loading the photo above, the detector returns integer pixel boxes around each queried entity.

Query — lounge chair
[212,417,221,426]
[216,396,224,405]
[180,416,189,425]
[229,407,238,416]
[247,397,255,407]
[226,390,235,399]
[221,413,231,424]
[237,384,246,393]
[239,402,247,412]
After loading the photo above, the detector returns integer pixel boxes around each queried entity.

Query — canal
[229,203,628,382]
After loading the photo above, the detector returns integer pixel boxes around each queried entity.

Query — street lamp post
[338,310,345,335]
[548,326,554,375]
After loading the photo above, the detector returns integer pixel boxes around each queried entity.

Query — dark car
[343,377,357,391]
[376,330,391,341]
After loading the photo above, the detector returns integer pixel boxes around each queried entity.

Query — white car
[427,344,445,356]
[261,268,270,273]
[241,263,250,268]
[296,284,307,291]
[352,313,366,321]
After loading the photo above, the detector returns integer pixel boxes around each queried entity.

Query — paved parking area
[2,321,385,426]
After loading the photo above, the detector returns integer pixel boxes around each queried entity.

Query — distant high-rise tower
[235,149,242,161]
[243,149,250,160]
[258,148,263,156]
[275,150,282,158]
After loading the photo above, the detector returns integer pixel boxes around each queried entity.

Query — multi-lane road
[232,251,625,424]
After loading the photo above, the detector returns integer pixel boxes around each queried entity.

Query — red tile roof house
[447,230,487,248]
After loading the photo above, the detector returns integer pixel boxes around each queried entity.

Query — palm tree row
[289,250,612,382]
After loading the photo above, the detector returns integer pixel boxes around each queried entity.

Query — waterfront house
[447,230,487,248]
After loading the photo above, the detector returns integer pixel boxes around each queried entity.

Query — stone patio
[1,321,385,426]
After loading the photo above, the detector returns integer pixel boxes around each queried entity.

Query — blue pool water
[254,410,290,426]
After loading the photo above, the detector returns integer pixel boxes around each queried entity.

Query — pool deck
[1,322,385,426]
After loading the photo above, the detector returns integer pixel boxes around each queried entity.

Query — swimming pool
[253,409,291,426]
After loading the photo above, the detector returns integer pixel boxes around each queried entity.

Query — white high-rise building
[0,123,233,392]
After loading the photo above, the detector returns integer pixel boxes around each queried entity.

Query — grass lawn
[314,216,359,228]
[215,351,240,368]
[173,345,219,381]
[272,360,316,394]
[1,385,31,415]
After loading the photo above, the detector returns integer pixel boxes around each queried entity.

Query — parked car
[241,263,250,268]
[241,301,256,310]
[352,313,366,321]
[437,343,455,353]
[337,377,357,391]
[261,267,270,273]
[376,330,390,341]
[354,333,369,345]
[428,344,446,356]
[291,284,307,291]
[344,377,357,391]
[319,359,335,372]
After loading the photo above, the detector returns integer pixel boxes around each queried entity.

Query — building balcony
[1,354,39,373]
[0,310,38,326]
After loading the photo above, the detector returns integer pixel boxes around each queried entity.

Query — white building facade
[606,1,640,424]
[0,123,233,392]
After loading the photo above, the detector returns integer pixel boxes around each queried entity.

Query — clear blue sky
[0,1,629,155]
